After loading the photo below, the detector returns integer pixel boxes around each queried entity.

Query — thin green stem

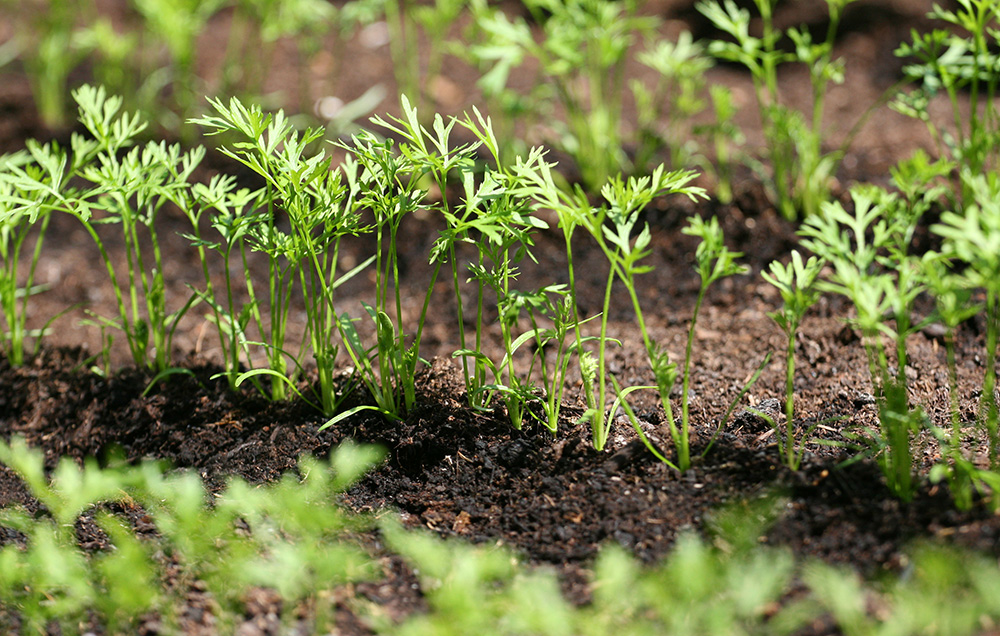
[623,272,681,458]
[678,286,709,470]
[564,230,596,414]
[945,328,963,461]
[449,247,472,400]
[593,260,616,450]
[474,265,486,406]
[15,212,51,364]
[783,329,797,467]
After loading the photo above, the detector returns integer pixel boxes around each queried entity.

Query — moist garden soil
[2,0,999,634]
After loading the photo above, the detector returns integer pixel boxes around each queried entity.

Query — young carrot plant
[678,214,753,451]
[335,141,421,420]
[458,232,549,430]
[335,96,478,418]
[509,151,613,439]
[449,156,549,427]
[169,173,253,389]
[325,100,546,426]
[0,149,62,366]
[624,211,771,469]
[697,0,859,218]
[584,168,744,470]
[193,96,372,414]
[800,185,928,500]
[76,135,206,374]
[442,110,555,423]
[513,157,755,461]
[761,250,825,469]
[3,86,202,372]
[0,437,149,632]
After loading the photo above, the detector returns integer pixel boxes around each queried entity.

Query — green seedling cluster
[5,0,1000,631]
[794,150,1000,505]
[2,0,1000,586]
[4,48,1000,494]
[0,436,384,634]
[4,439,1000,634]
[0,87,742,475]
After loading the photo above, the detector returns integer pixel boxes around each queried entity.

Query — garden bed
[3,0,1000,634]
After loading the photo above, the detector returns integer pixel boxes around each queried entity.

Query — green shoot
[585,168,718,468]
[761,250,824,469]
[457,189,547,429]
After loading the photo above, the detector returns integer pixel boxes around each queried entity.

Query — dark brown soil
[3,0,998,634]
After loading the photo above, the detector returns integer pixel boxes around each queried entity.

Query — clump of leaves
[3,85,204,373]
[193,95,371,413]
[800,184,928,500]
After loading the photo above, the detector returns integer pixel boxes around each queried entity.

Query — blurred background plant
[696,0,862,219]
[0,0,386,136]
[465,0,679,192]
[0,436,384,634]
[891,0,1000,212]
[0,0,752,201]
